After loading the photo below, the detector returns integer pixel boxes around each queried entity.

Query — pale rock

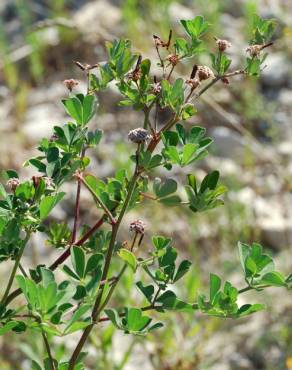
[73,0,121,36]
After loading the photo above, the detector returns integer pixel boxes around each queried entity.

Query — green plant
[0,14,290,370]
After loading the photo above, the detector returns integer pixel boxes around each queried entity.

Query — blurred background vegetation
[0,0,291,369]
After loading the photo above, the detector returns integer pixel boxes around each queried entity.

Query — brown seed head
[129,219,146,234]
[127,69,142,82]
[216,39,231,52]
[151,82,162,95]
[186,78,201,89]
[50,133,59,142]
[63,79,79,92]
[128,128,152,144]
[246,44,262,57]
[166,54,180,66]
[197,66,214,81]
[7,177,20,191]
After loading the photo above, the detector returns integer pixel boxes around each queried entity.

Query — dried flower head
[216,39,231,52]
[166,54,180,66]
[246,42,273,58]
[246,44,262,58]
[43,177,54,188]
[50,133,59,142]
[7,177,20,191]
[186,78,201,89]
[127,69,142,82]
[128,128,152,144]
[63,79,79,92]
[197,66,215,81]
[151,82,162,95]
[129,219,146,234]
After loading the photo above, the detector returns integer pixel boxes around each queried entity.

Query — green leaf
[153,178,177,199]
[63,265,80,281]
[126,308,151,332]
[71,246,85,279]
[260,271,286,287]
[40,193,65,220]
[158,195,181,206]
[0,184,7,199]
[64,304,91,334]
[62,96,83,124]
[180,16,209,39]
[83,94,98,125]
[245,256,257,276]
[182,104,197,120]
[237,303,265,317]
[136,282,154,303]
[118,248,137,272]
[157,290,194,312]
[85,253,103,276]
[152,236,172,250]
[47,147,59,163]
[238,242,251,273]
[0,321,19,335]
[210,273,221,303]
[181,143,199,166]
[173,260,192,282]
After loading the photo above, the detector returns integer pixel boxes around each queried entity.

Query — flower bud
[129,219,146,234]
[128,128,152,144]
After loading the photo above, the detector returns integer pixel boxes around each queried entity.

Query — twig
[79,175,117,225]
[1,233,31,305]
[68,159,141,369]
[42,330,56,370]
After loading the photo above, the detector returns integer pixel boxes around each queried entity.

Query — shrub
[0,14,290,370]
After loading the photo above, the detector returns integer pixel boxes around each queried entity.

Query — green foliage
[162,125,212,168]
[185,171,227,212]
[0,13,287,370]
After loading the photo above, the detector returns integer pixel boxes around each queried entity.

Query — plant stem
[238,286,252,294]
[19,263,28,277]
[1,233,30,305]
[68,168,141,369]
[42,330,56,370]
[71,147,86,244]
[80,176,117,225]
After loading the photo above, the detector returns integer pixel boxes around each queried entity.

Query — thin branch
[79,175,117,225]
[42,330,56,370]
[69,157,141,369]
[1,233,31,305]
[71,147,86,244]
[19,263,28,277]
